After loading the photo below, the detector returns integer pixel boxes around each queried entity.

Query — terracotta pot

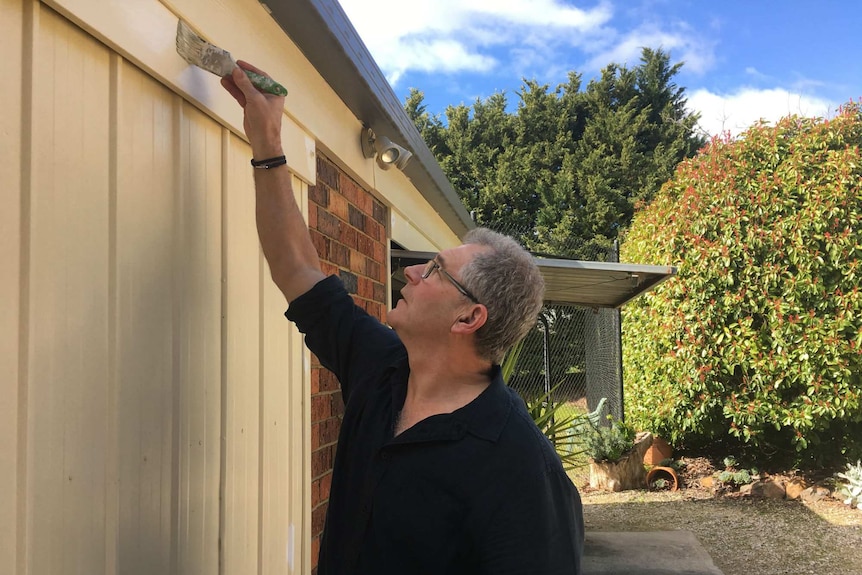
[643,436,673,465]
[646,466,679,491]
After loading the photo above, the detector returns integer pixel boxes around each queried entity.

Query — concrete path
[583,531,725,575]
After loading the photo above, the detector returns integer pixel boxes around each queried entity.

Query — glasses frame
[421,258,480,304]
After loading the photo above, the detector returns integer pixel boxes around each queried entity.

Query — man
[222,61,584,574]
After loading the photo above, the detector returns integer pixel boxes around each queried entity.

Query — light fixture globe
[359,127,413,171]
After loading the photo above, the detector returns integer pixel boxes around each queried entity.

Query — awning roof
[391,250,676,309]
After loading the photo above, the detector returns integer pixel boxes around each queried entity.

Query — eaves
[261,0,475,238]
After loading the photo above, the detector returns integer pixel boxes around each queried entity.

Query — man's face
[387,243,485,337]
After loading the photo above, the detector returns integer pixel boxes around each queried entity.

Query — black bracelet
[250,155,287,169]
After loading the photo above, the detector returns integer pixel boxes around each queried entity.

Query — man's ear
[451,304,487,335]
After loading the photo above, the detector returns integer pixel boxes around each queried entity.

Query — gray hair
[459,228,545,364]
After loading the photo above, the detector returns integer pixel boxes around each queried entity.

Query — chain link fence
[490,225,624,479]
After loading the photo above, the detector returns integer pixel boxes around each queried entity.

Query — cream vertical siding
[1,0,25,573]
[4,1,313,573]
[4,0,463,573]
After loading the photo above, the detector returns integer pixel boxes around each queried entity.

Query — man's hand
[221,60,285,159]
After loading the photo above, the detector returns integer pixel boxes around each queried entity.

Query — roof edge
[262,0,474,238]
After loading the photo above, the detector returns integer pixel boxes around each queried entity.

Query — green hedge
[621,103,862,467]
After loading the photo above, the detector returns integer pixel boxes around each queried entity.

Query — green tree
[621,103,862,468]
[406,48,703,259]
[538,50,704,258]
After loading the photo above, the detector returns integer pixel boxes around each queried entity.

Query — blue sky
[337,0,861,137]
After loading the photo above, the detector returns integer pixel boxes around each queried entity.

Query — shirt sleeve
[476,467,585,575]
[285,275,405,402]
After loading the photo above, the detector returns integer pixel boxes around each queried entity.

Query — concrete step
[583,531,724,575]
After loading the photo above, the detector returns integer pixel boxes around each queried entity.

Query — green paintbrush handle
[245,70,288,96]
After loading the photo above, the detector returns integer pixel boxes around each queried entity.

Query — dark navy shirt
[286,275,584,575]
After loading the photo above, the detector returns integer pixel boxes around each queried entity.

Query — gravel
[577,469,862,575]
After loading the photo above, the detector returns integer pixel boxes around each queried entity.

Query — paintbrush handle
[245,70,288,96]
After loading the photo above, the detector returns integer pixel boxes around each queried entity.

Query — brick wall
[307,153,388,573]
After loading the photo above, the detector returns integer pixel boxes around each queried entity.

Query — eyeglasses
[421,258,480,304]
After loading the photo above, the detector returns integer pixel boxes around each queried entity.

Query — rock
[699,476,715,490]
[750,479,786,499]
[738,480,785,499]
[785,479,808,500]
[800,485,831,503]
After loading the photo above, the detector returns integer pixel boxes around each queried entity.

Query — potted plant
[584,415,652,491]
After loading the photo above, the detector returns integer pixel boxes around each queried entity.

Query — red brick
[358,276,374,299]
[339,174,360,206]
[357,233,373,257]
[309,229,330,261]
[311,422,320,451]
[317,210,342,240]
[312,394,331,422]
[329,191,349,222]
[340,225,358,250]
[359,189,373,214]
[319,472,333,501]
[311,446,332,477]
[348,204,366,231]
[373,302,387,322]
[317,155,339,190]
[330,394,345,417]
[311,502,328,535]
[307,202,318,229]
[373,281,386,303]
[320,262,338,276]
[311,369,320,394]
[372,199,387,224]
[311,477,321,507]
[373,241,385,261]
[349,248,365,273]
[320,370,340,392]
[366,257,383,283]
[308,183,329,208]
[311,538,320,571]
[321,417,341,445]
[330,241,350,268]
[365,218,383,242]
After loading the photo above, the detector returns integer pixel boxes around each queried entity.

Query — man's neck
[394,344,492,436]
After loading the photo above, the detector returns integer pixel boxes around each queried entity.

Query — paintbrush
[175,20,288,96]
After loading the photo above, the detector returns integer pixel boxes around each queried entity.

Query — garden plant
[622,103,862,468]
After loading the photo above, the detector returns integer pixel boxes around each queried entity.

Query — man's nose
[404,264,423,284]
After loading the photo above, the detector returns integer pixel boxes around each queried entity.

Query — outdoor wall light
[360,127,413,171]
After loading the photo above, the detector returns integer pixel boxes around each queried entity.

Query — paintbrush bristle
[176,20,235,77]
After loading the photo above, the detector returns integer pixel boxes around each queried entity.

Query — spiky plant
[836,460,862,510]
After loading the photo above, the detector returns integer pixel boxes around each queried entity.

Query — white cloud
[687,88,835,137]
[582,22,714,74]
[338,0,614,85]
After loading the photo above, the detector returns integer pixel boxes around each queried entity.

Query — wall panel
[176,100,224,575]
[222,131,262,575]
[27,6,111,574]
[114,60,177,575]
[0,0,24,573]
[6,3,321,574]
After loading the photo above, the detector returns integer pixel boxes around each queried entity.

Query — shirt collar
[452,365,512,442]
[389,364,512,445]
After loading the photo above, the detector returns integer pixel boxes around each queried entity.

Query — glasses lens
[421,260,436,279]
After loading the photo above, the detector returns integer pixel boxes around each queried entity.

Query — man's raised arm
[221,61,326,302]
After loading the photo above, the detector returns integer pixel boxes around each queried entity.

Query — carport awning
[391,250,676,309]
